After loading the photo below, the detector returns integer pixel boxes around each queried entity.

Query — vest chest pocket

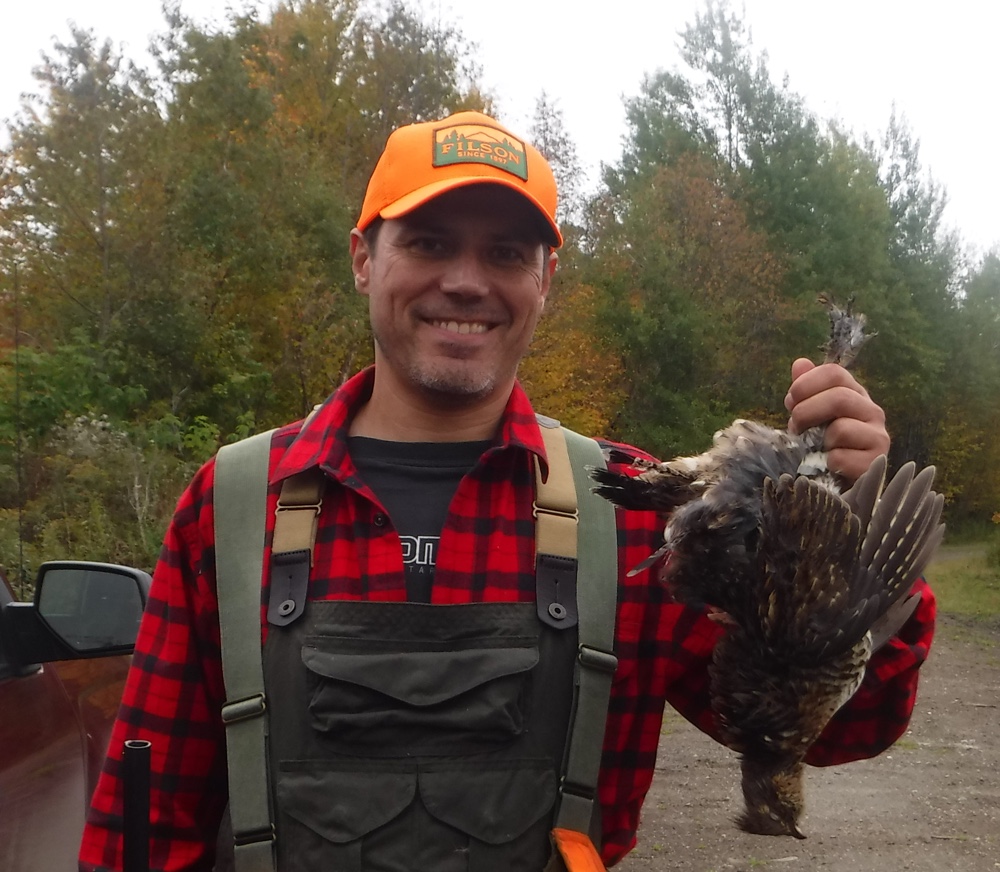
[302,639,539,755]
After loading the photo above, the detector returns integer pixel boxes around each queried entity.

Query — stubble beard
[406,360,502,406]
[373,331,507,407]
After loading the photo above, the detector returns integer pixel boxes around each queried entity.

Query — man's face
[351,185,557,408]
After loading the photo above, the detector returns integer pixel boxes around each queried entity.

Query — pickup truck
[0,562,150,872]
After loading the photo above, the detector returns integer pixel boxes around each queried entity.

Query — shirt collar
[271,367,549,486]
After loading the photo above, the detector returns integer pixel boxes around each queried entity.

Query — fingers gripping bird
[590,297,944,838]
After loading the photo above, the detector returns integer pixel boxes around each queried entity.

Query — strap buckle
[275,499,321,515]
[532,502,578,522]
[221,693,267,724]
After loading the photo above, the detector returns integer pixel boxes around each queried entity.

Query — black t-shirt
[347,437,490,603]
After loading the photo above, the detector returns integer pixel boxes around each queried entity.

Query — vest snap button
[548,602,567,620]
[278,599,296,616]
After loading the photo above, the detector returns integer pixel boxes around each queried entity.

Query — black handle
[122,739,152,872]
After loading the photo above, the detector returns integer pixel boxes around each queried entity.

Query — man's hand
[784,358,890,483]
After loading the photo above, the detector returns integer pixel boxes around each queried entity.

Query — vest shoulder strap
[215,431,278,872]
[537,421,619,836]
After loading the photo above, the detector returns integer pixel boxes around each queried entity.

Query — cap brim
[378,176,563,248]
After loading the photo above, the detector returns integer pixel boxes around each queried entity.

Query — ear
[350,228,372,295]
[539,250,558,308]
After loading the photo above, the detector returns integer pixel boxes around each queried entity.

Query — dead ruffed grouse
[590,296,944,838]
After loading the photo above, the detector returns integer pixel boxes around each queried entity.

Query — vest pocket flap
[277,767,416,843]
[301,646,539,707]
[418,762,557,845]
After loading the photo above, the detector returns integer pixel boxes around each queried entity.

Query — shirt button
[374,513,387,527]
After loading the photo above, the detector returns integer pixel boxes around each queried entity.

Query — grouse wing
[751,458,943,663]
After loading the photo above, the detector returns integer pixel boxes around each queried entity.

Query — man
[80,110,933,871]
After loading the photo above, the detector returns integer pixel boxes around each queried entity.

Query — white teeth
[434,320,487,335]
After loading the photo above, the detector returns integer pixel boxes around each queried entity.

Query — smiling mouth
[431,320,490,335]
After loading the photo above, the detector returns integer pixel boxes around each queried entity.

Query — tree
[930,252,1000,521]
[677,0,758,169]
[529,92,585,228]
[2,28,167,349]
[586,150,789,456]
[344,0,492,197]
[857,111,961,469]
[519,277,623,437]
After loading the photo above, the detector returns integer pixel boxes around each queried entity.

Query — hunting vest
[213,417,619,872]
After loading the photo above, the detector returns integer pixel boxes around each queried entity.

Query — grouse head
[737,757,806,839]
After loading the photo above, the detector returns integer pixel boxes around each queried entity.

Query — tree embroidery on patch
[433,122,528,180]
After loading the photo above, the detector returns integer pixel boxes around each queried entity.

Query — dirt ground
[617,613,1000,872]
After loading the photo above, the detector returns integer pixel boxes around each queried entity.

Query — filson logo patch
[433,122,528,181]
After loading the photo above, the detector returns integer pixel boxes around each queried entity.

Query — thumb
[790,357,816,382]
[784,358,816,412]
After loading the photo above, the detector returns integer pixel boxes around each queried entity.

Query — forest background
[2,0,998,592]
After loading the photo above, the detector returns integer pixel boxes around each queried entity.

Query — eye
[490,241,539,266]
[408,236,448,255]
[491,245,523,263]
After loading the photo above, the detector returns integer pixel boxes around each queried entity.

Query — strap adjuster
[559,775,596,802]
[221,693,267,724]
[233,824,276,847]
[532,502,578,521]
[578,645,618,674]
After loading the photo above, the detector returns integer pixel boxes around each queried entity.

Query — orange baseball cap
[357,110,563,248]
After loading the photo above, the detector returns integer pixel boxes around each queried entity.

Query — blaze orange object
[551,828,607,872]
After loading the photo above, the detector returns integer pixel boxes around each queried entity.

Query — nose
[439,249,489,297]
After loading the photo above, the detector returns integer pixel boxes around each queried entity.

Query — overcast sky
[4,0,997,254]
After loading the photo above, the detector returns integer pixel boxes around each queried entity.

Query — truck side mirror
[2,561,152,664]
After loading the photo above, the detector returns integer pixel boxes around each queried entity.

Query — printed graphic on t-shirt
[401,535,439,574]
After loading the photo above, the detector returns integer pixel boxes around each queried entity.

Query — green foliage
[3,341,144,439]
[1,0,998,582]
[588,144,791,457]
[0,415,200,581]
[182,416,222,462]
[925,252,1000,519]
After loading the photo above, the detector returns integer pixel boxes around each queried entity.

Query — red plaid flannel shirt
[80,368,936,870]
